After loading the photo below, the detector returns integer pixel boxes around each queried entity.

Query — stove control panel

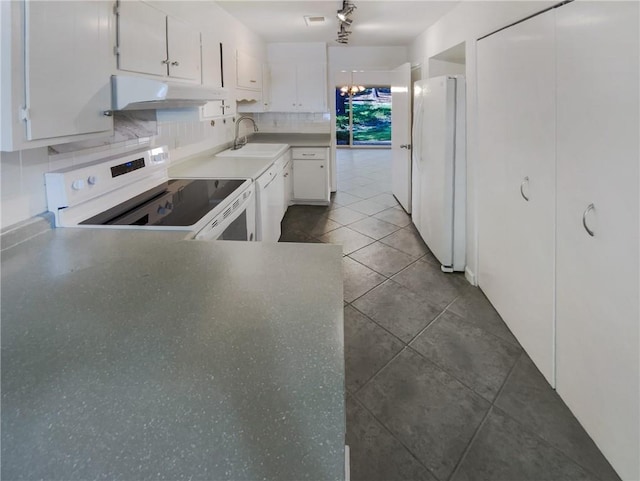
[45,146,170,214]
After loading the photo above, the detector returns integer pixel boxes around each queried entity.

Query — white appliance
[45,146,256,241]
[411,75,466,272]
[111,75,228,111]
[255,156,285,242]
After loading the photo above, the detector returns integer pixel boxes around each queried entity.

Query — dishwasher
[256,156,285,242]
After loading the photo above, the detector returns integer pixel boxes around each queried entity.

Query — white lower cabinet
[292,148,329,203]
[476,2,639,480]
[283,157,293,210]
[555,3,639,480]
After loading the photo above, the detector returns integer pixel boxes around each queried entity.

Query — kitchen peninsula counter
[1,228,345,480]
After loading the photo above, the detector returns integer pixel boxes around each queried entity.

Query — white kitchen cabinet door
[269,63,298,112]
[166,16,200,81]
[236,50,262,90]
[261,174,281,242]
[295,63,327,112]
[117,1,167,77]
[293,160,328,202]
[555,2,639,479]
[269,63,326,112]
[477,9,557,384]
[221,42,236,116]
[283,158,293,210]
[24,1,113,141]
[200,34,223,119]
[201,35,222,87]
[273,167,285,224]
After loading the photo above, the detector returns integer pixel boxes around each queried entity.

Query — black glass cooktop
[81,179,245,227]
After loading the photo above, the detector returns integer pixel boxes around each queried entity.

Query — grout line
[349,392,445,481]
[405,296,460,345]
[347,303,407,355]
[447,406,495,481]
[446,351,524,481]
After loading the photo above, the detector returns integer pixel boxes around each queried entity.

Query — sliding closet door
[555,2,639,479]
[477,9,556,384]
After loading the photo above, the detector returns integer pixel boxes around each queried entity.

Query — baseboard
[465,267,477,286]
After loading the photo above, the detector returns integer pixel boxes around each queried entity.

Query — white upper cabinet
[236,50,262,90]
[117,1,200,82]
[295,63,327,112]
[200,34,224,119]
[269,62,327,112]
[201,35,222,88]
[0,0,113,151]
[269,63,298,111]
[117,1,166,76]
[166,16,200,81]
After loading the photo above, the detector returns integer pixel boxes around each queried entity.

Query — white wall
[0,1,265,230]
[409,1,555,284]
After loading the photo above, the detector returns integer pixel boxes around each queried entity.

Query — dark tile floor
[279,149,620,481]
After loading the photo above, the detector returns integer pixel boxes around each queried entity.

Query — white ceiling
[215,1,460,47]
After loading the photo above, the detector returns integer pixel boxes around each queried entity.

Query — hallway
[279,148,619,481]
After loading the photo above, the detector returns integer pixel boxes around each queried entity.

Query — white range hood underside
[111,75,228,110]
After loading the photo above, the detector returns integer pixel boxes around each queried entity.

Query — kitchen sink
[216,143,288,158]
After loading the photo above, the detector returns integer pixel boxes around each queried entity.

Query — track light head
[336,1,356,45]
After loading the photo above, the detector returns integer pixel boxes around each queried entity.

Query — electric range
[45,146,256,240]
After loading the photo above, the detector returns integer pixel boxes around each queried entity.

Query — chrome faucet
[233,116,259,150]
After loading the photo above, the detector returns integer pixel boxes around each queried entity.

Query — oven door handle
[194,188,255,241]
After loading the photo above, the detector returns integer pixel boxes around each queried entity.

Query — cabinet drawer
[292,148,327,160]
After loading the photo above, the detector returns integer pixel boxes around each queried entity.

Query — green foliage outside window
[336,87,391,146]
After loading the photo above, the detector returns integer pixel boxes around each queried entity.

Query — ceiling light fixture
[335,1,356,45]
[339,84,365,96]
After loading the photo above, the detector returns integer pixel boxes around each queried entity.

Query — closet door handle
[582,203,595,237]
[520,176,530,202]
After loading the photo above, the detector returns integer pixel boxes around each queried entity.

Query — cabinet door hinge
[19,107,30,121]
[113,45,120,56]
[113,2,119,15]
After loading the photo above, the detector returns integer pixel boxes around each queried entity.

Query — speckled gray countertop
[250,133,331,147]
[1,228,345,480]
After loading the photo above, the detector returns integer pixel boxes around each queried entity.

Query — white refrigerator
[411,75,466,272]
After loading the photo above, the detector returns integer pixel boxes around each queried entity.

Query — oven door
[194,185,256,241]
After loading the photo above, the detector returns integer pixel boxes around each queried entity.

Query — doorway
[336,87,392,148]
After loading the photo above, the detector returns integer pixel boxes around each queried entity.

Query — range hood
[111,75,228,110]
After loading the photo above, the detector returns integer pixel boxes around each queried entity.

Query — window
[336,87,392,147]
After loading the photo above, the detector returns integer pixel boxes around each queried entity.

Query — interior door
[410,81,425,233]
[391,62,412,212]
[555,2,639,479]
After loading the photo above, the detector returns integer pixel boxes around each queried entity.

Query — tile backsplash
[0,109,325,230]
[0,111,245,230]
[254,112,331,134]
